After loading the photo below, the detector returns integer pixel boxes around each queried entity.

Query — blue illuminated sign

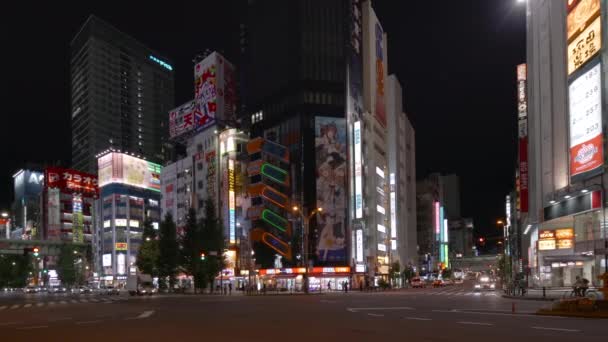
[149,55,173,71]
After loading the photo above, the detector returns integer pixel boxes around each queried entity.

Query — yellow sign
[568,15,601,75]
[557,239,574,249]
[567,0,600,41]
[538,239,556,251]
[115,242,128,251]
[555,228,574,240]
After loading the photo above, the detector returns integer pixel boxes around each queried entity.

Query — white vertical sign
[356,229,363,262]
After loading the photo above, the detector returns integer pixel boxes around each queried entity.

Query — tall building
[11,168,44,238]
[242,0,350,276]
[242,0,418,290]
[386,75,417,269]
[70,15,175,174]
[524,0,607,287]
[95,151,162,284]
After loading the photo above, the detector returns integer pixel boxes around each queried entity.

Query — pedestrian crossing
[0,297,133,311]
[410,288,498,297]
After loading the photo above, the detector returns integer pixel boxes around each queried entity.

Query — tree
[401,264,415,285]
[136,219,160,277]
[158,212,179,291]
[390,261,401,287]
[0,254,33,288]
[57,244,77,287]
[441,268,453,279]
[180,208,204,292]
[200,199,226,293]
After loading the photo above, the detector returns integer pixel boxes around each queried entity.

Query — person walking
[344,281,348,293]
[228,283,232,295]
[327,281,331,292]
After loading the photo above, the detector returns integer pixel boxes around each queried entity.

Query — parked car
[454,278,464,285]
[101,285,120,295]
[77,286,92,294]
[411,277,425,288]
[23,286,38,293]
[48,286,67,293]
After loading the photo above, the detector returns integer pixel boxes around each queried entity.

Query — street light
[1,212,8,218]
[300,206,322,294]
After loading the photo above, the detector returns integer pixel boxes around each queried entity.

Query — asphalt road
[1,284,606,341]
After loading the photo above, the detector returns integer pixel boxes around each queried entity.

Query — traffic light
[200,252,206,261]
[33,247,39,257]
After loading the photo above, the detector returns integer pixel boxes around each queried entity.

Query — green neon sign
[262,209,288,232]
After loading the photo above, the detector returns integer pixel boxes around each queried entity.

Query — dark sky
[2,0,525,244]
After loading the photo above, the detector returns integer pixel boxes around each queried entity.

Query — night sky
[2,0,525,246]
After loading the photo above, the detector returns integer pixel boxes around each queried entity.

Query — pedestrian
[360,281,363,292]
[263,283,266,295]
[327,281,331,292]
[344,281,348,293]
[228,283,232,295]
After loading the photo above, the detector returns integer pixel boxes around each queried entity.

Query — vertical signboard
[72,195,84,243]
[354,121,363,218]
[374,22,386,127]
[566,0,601,75]
[315,117,348,264]
[228,159,236,244]
[194,55,219,132]
[517,64,528,213]
[356,228,363,263]
[569,61,603,181]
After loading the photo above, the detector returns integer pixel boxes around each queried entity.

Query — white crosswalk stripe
[23,303,32,308]
[0,305,7,310]
[36,303,44,307]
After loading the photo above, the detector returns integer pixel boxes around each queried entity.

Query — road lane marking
[10,304,20,309]
[0,322,22,326]
[36,303,44,307]
[48,317,72,322]
[80,299,89,303]
[347,307,414,312]
[17,325,48,330]
[48,301,55,305]
[23,303,32,308]
[60,301,68,304]
[458,321,493,326]
[0,305,6,310]
[320,300,337,303]
[76,320,102,325]
[404,317,432,321]
[531,326,580,332]
[126,310,156,320]
[70,300,78,303]
[367,313,384,317]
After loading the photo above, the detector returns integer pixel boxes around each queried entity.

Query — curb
[502,295,555,301]
[537,309,608,318]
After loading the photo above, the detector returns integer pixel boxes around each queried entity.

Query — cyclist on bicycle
[573,276,583,297]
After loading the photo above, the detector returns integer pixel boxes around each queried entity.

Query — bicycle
[563,288,599,300]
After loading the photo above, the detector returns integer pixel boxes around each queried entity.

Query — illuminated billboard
[72,195,84,243]
[315,116,348,264]
[45,167,98,196]
[567,15,601,76]
[354,121,363,218]
[168,100,197,140]
[569,61,603,181]
[567,0,600,41]
[98,153,162,192]
[228,159,236,244]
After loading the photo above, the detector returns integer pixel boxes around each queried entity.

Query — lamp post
[292,205,322,293]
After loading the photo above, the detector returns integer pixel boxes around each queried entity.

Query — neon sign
[149,55,173,71]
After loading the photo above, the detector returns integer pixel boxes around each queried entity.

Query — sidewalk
[502,288,602,301]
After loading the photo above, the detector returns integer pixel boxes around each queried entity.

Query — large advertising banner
[97,153,162,192]
[374,22,386,128]
[517,64,528,213]
[194,56,218,132]
[569,61,603,180]
[168,100,197,140]
[315,116,348,264]
[45,167,98,196]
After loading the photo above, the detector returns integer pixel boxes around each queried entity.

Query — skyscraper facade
[71,15,175,174]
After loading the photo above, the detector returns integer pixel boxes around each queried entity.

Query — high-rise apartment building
[71,15,175,174]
